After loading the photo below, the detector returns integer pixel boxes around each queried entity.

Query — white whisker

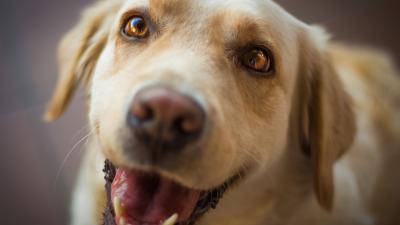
[53,131,93,186]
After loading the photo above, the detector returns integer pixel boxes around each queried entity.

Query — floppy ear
[44,0,121,121]
[299,27,356,210]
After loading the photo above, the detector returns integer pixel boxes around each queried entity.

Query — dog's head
[46,0,355,224]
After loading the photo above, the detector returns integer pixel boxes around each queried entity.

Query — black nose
[128,86,205,152]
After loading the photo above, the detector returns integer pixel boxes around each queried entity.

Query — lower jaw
[102,160,243,225]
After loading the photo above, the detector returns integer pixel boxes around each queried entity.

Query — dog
[45,0,400,225]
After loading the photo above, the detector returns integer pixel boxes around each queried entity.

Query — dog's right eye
[123,16,149,39]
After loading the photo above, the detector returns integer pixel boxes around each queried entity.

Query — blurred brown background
[0,0,399,224]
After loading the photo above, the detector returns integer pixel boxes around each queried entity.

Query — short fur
[46,0,400,225]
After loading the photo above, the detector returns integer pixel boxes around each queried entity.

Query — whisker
[53,131,93,186]
[70,124,91,144]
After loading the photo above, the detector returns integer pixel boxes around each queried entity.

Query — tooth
[113,197,125,218]
[119,217,127,225]
[162,213,179,225]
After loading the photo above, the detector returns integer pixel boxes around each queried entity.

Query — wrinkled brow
[210,11,275,49]
[149,0,190,19]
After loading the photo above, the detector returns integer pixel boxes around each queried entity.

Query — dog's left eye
[240,48,273,74]
[123,16,149,39]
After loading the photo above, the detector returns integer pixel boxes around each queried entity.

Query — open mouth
[102,160,241,225]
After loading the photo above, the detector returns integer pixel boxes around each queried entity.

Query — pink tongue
[111,169,201,225]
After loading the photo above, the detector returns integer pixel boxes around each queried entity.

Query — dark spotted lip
[102,160,243,225]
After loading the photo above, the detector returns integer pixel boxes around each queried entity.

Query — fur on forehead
[120,0,304,25]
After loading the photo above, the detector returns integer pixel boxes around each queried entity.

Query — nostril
[131,101,153,124]
[177,114,203,135]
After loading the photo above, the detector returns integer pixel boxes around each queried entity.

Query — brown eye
[241,48,272,73]
[123,16,149,38]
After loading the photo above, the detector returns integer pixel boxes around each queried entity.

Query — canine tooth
[119,217,127,225]
[162,213,179,225]
[113,197,125,218]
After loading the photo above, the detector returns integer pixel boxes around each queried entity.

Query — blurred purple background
[0,0,399,224]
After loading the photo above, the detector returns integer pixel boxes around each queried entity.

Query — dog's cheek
[88,44,118,128]
[87,44,134,160]
[251,89,291,161]
[88,77,129,165]
[197,109,244,187]
[228,85,290,169]
[183,128,237,188]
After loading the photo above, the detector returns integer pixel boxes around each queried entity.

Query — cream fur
[46,1,400,225]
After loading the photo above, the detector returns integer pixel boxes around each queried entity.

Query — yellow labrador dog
[46,0,400,225]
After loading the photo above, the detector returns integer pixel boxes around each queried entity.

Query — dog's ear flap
[44,1,120,121]
[300,27,356,210]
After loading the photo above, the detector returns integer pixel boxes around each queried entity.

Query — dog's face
[46,0,355,224]
[91,0,300,188]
